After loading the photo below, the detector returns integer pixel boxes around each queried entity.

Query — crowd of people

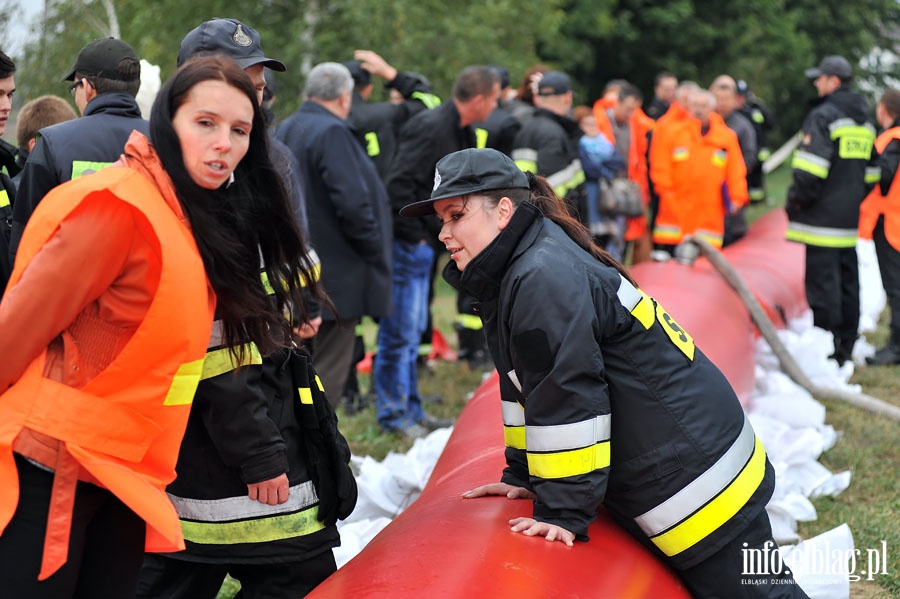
[0,14,898,597]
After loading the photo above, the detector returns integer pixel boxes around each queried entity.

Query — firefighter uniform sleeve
[503,259,615,539]
[788,110,833,211]
[197,345,289,485]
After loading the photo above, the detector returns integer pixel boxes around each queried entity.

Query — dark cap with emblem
[804,55,853,81]
[63,38,140,82]
[536,71,572,96]
[399,148,529,217]
[177,18,286,71]
[342,60,372,87]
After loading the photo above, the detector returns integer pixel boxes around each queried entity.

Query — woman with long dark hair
[399,148,808,598]
[0,56,324,597]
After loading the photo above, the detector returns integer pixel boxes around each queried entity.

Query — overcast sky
[5,0,42,56]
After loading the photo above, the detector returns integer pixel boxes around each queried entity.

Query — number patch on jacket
[654,299,695,360]
[838,136,872,160]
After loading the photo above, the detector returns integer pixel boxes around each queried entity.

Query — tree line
[3,0,900,145]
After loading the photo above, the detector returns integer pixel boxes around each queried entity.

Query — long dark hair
[150,56,328,356]
[480,175,637,285]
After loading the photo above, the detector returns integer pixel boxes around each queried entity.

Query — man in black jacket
[9,38,147,262]
[345,50,439,181]
[787,55,878,365]
[375,65,499,438]
[277,62,393,405]
[0,50,17,294]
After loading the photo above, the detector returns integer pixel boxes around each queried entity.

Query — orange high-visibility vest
[0,164,213,579]
[860,126,900,250]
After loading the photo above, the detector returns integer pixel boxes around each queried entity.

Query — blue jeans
[375,240,434,430]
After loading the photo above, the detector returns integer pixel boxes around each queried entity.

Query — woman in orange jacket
[860,88,900,365]
[0,56,320,597]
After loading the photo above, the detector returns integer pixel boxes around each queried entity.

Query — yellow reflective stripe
[364,131,381,157]
[298,386,313,404]
[785,223,858,248]
[201,344,262,380]
[170,481,318,521]
[632,292,655,330]
[865,166,881,184]
[260,262,321,294]
[163,358,205,406]
[527,441,610,479]
[475,127,489,149]
[616,275,653,329]
[694,229,723,248]
[526,415,610,452]
[260,271,275,295]
[546,160,585,197]
[314,374,325,392]
[751,109,765,124]
[653,225,683,244]
[512,148,538,174]
[828,121,875,141]
[0,189,9,208]
[504,425,526,450]
[411,91,441,110]
[650,437,767,557]
[180,504,325,545]
[71,160,112,179]
[455,313,483,331]
[515,159,537,173]
[791,150,830,179]
[749,188,766,200]
[757,148,772,161]
[417,343,432,356]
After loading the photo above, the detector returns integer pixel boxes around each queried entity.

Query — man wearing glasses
[9,37,147,261]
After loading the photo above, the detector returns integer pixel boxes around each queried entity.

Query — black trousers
[137,551,336,599]
[804,244,860,346]
[678,510,810,599]
[0,454,146,598]
[873,216,900,344]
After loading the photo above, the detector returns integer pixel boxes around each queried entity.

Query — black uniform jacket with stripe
[445,201,775,569]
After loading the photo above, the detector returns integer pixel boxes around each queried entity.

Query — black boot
[828,335,857,366]
[454,323,491,369]
[866,330,900,366]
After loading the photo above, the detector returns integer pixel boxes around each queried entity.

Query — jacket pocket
[608,441,683,493]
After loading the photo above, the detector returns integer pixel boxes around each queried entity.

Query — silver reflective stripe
[828,118,876,136]
[168,481,319,522]
[617,274,642,311]
[545,159,583,189]
[501,400,525,426]
[506,369,522,393]
[793,150,831,171]
[866,166,882,180]
[786,221,858,239]
[511,148,538,163]
[208,320,225,349]
[634,416,755,536]
[526,414,611,452]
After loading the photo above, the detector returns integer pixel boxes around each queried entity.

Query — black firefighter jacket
[445,202,775,570]
[10,92,148,261]
[787,86,878,247]
[276,101,392,321]
[386,100,476,245]
[511,108,585,200]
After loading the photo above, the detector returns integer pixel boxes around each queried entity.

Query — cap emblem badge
[433,168,442,191]
[233,24,253,47]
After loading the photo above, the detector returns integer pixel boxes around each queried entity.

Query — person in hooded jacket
[786,56,879,366]
[400,147,809,599]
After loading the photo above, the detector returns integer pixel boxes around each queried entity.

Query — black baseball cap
[343,60,372,87]
[805,55,853,80]
[63,38,140,82]
[178,18,286,71]
[399,148,529,217]
[536,71,571,96]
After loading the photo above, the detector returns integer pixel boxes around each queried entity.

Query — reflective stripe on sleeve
[170,481,318,522]
[201,344,263,380]
[791,150,831,179]
[525,414,610,452]
[455,313,484,331]
[527,442,611,479]
[546,159,585,198]
[0,189,9,208]
[617,275,654,329]
[785,222,858,248]
[502,399,526,450]
[512,148,538,174]
[71,160,113,179]
[866,166,882,184]
[635,416,767,556]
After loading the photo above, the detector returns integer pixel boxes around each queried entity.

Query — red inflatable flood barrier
[309,211,807,598]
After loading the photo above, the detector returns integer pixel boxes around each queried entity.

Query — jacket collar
[83,92,144,119]
[444,201,543,302]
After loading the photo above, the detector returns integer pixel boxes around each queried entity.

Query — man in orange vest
[860,88,900,365]
[651,89,748,251]
[593,81,654,263]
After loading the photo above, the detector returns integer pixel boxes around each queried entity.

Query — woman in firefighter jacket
[399,148,808,598]
[0,57,318,597]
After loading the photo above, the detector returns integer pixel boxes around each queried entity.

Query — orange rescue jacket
[0,133,214,579]
[860,126,900,249]
[651,112,748,247]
